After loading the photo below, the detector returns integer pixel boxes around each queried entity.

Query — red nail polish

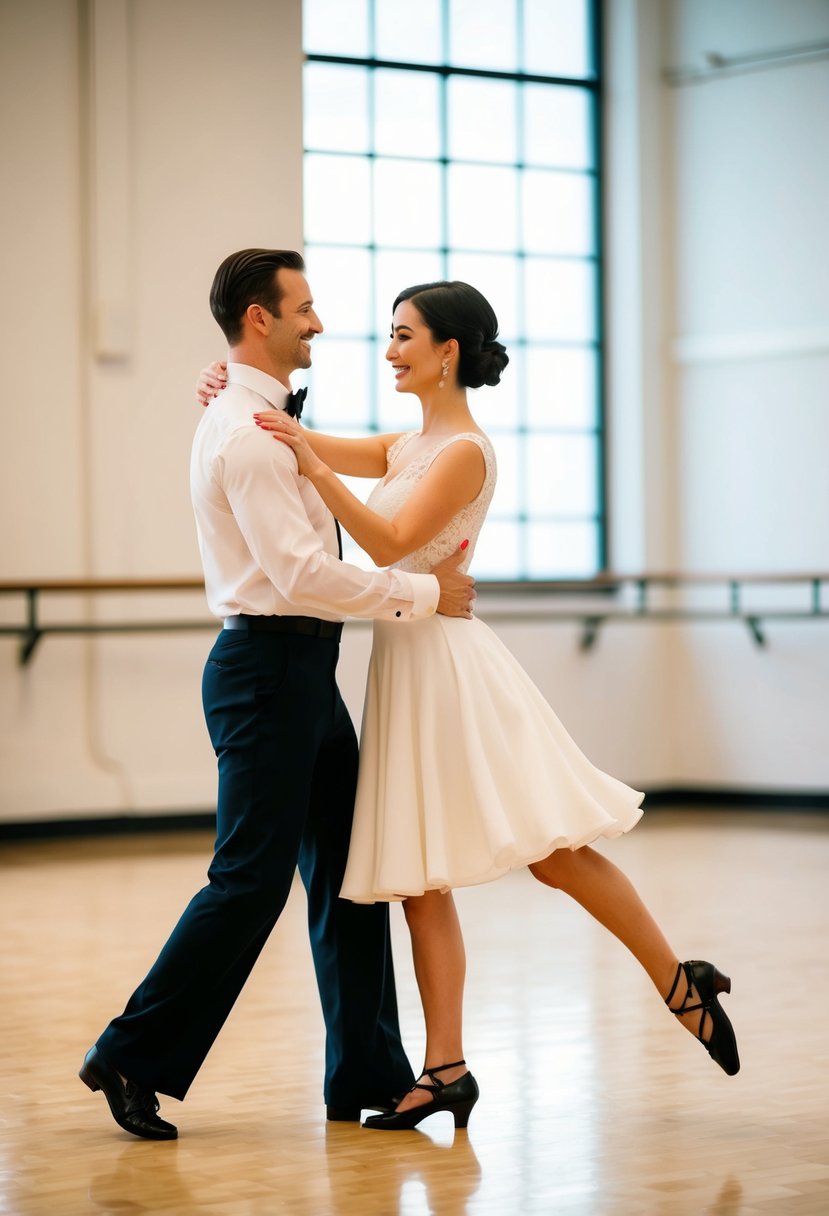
[460,539,469,551]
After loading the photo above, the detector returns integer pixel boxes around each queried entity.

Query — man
[80,249,474,1140]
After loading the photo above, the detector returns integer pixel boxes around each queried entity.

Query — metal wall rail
[0,573,827,664]
[480,572,829,649]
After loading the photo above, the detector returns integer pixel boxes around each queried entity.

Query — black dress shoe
[79,1046,178,1140]
[665,959,741,1076]
[363,1061,479,1131]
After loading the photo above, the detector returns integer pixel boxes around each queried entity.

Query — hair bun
[478,339,509,386]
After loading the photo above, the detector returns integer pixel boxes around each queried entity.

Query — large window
[302,0,604,580]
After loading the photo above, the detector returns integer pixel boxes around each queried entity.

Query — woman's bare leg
[394,889,468,1112]
[529,846,706,1039]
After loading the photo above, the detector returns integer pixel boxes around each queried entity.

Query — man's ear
[245,303,271,336]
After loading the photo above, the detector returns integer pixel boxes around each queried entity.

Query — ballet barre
[1,572,827,664]
[477,572,829,650]
[0,579,209,666]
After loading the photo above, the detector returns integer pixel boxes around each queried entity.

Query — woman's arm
[302,430,402,478]
[196,361,398,477]
[256,414,485,566]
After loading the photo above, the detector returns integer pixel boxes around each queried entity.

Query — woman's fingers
[253,410,299,433]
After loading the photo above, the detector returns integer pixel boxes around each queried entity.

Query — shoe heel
[452,1101,476,1129]
[79,1065,100,1093]
[714,969,731,996]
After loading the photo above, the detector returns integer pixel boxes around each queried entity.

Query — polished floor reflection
[1,809,827,1214]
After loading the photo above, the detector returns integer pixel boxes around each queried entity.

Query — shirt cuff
[400,572,440,620]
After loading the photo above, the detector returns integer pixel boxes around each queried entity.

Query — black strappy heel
[666,960,740,1076]
[362,1060,479,1130]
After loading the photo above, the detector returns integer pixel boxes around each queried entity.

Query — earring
[438,360,449,389]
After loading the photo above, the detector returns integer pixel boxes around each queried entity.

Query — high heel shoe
[665,959,740,1076]
[362,1060,479,1130]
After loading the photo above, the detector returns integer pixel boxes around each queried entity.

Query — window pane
[525,347,598,430]
[304,247,373,337]
[522,171,594,256]
[304,64,370,153]
[447,251,519,341]
[303,0,603,582]
[307,339,374,429]
[523,0,593,79]
[524,85,594,170]
[448,165,518,251]
[375,0,444,64]
[473,521,524,579]
[524,259,596,342]
[526,434,598,516]
[475,342,520,432]
[449,0,518,72]
[341,532,376,570]
[527,522,599,579]
[374,70,442,159]
[304,0,370,57]
[467,380,513,433]
[448,77,517,165]
[374,249,445,333]
[305,155,372,244]
[376,391,420,435]
[488,434,521,516]
[374,159,443,249]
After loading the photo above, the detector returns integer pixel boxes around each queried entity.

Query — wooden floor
[1,809,827,1215]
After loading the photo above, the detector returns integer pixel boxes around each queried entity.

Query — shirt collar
[226,362,290,410]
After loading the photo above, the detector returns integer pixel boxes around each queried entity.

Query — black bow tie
[285,387,307,420]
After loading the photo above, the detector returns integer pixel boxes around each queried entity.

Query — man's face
[265,269,323,375]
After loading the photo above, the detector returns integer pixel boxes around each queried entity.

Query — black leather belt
[223,614,342,640]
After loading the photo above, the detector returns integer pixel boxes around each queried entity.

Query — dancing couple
[80,249,738,1141]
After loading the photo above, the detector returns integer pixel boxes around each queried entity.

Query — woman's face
[385,300,445,395]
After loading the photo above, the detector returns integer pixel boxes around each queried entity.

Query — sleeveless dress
[340,431,644,904]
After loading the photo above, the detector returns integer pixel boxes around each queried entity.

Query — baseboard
[0,811,216,842]
[1,788,827,842]
[642,787,829,811]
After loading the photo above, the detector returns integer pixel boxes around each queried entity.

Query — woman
[197,281,739,1130]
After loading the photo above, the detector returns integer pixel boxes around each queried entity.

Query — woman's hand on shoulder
[196,361,227,407]
[254,411,326,479]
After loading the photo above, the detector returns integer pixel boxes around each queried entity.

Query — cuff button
[395,610,402,618]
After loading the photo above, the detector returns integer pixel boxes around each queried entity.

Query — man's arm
[218,428,472,620]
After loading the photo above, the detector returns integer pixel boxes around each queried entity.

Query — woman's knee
[530,856,561,888]
[402,889,452,927]
[529,846,586,890]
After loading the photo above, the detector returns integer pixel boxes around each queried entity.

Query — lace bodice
[366,431,497,575]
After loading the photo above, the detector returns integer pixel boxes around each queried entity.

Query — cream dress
[340,431,644,904]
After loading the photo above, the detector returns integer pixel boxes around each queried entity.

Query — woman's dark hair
[210,248,305,344]
[392,281,509,388]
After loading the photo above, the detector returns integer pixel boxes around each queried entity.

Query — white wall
[660,0,829,786]
[0,0,305,818]
[0,0,827,823]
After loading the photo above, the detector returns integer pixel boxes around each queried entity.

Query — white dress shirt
[190,362,440,622]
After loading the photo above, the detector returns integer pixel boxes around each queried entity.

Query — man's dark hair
[210,248,305,344]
